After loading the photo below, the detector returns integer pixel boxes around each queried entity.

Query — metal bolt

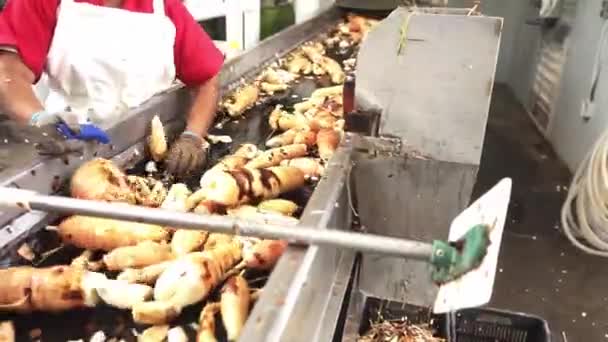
[435,249,444,257]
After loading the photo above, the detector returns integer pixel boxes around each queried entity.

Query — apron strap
[153,0,165,16]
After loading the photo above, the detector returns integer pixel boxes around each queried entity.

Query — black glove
[165,132,208,178]
[35,138,85,157]
[0,121,84,159]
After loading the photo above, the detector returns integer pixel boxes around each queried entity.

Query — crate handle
[473,312,515,326]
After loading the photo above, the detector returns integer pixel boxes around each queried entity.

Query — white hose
[560,16,608,256]
[561,129,608,256]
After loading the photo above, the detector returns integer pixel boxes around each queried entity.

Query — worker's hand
[30,109,110,144]
[0,121,86,159]
[30,110,82,134]
[32,125,86,159]
[165,131,209,178]
[35,138,85,159]
[28,110,110,158]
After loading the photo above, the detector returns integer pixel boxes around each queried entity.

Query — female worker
[0,0,224,177]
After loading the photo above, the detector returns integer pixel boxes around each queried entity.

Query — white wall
[549,0,606,170]
[294,0,334,23]
[448,1,535,84]
[503,2,543,107]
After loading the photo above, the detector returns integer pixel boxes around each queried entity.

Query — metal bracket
[350,134,402,155]
[430,224,490,284]
[349,134,434,164]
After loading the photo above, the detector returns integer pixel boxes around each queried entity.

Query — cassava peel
[224,84,259,117]
[244,144,308,169]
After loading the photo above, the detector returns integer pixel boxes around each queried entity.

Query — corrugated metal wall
[529,40,565,132]
[527,0,578,135]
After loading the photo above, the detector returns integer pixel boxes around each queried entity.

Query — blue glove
[30,110,111,144]
[56,123,111,144]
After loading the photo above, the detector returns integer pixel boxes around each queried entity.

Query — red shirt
[0,0,224,86]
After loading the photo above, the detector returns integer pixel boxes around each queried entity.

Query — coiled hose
[560,19,608,256]
[561,129,608,256]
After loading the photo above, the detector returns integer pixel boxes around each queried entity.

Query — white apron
[40,0,177,124]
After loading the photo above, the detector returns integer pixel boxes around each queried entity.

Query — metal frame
[238,136,355,342]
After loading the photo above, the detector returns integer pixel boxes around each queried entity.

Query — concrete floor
[471,85,608,341]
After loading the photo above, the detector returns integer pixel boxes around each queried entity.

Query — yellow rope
[398,10,416,55]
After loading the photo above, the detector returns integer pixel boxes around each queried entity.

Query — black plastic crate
[358,297,551,342]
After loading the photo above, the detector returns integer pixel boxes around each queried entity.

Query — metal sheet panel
[351,155,478,306]
[355,8,502,165]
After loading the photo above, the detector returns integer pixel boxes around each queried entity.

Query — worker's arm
[164,0,224,177]
[165,76,220,177]
[0,0,63,127]
[0,51,44,124]
[166,0,224,138]
[184,74,220,137]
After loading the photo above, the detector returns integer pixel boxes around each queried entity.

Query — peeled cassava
[58,216,169,251]
[0,266,93,313]
[70,158,135,203]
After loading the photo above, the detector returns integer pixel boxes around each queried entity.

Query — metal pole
[0,188,434,261]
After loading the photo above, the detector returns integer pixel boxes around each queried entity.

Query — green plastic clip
[430,224,491,284]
